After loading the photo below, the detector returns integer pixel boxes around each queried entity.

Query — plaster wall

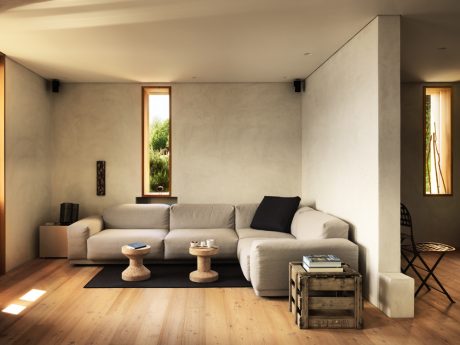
[301,16,405,310]
[5,58,52,271]
[51,83,301,219]
[401,83,460,248]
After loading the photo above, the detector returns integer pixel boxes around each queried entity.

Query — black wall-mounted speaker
[293,79,304,93]
[51,79,60,93]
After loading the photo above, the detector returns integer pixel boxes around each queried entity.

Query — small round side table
[189,246,219,283]
[121,245,151,281]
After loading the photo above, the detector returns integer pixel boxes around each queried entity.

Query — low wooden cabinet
[289,262,363,329]
[39,225,68,258]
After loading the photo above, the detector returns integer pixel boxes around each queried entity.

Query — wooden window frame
[142,86,172,197]
[0,54,5,274]
[423,85,453,197]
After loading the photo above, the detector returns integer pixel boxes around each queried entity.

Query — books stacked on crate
[302,254,343,272]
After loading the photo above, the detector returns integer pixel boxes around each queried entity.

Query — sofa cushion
[103,204,170,229]
[170,204,234,230]
[291,207,349,240]
[235,204,259,230]
[236,228,295,240]
[251,196,301,233]
[237,238,256,281]
[164,228,238,259]
[87,229,168,260]
[237,236,297,281]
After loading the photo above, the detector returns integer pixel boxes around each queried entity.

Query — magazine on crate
[302,254,342,267]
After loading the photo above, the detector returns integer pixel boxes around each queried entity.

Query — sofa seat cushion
[237,237,295,281]
[87,229,168,260]
[237,238,257,281]
[236,228,295,240]
[164,229,238,260]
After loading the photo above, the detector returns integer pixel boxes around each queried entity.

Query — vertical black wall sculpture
[97,160,106,196]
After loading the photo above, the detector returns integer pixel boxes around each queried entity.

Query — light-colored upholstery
[237,238,255,281]
[237,238,270,281]
[165,229,238,259]
[235,203,259,229]
[87,229,168,260]
[291,206,349,240]
[237,232,295,281]
[67,215,103,259]
[103,204,170,229]
[170,204,234,229]
[67,203,359,299]
[236,228,295,240]
[249,238,358,296]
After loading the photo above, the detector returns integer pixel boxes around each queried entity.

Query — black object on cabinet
[60,203,79,225]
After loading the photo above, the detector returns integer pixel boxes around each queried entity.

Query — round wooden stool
[121,245,151,281]
[189,246,219,283]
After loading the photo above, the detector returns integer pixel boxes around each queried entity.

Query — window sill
[136,196,178,205]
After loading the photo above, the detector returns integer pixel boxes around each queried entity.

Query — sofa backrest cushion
[103,204,170,229]
[170,204,234,229]
[291,207,349,240]
[235,204,259,230]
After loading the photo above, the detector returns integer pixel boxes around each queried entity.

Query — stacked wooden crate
[289,262,363,329]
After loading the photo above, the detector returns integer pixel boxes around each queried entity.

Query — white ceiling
[0,0,459,83]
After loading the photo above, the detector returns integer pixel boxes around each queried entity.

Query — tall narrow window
[142,86,171,196]
[424,86,452,195]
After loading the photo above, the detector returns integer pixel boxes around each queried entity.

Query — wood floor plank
[0,254,459,345]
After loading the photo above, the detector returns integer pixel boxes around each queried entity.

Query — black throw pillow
[251,196,301,233]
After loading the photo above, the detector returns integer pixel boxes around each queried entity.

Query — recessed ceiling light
[2,304,26,315]
[20,289,46,302]
[438,47,447,50]
[303,52,312,56]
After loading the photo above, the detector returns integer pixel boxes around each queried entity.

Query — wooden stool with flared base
[189,247,219,283]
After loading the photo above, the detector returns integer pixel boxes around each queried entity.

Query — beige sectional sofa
[68,203,358,296]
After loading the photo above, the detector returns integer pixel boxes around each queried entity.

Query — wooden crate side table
[39,225,69,258]
[289,262,363,329]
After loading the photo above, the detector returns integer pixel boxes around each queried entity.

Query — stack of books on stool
[302,254,343,272]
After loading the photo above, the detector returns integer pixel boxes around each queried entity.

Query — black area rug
[84,263,252,288]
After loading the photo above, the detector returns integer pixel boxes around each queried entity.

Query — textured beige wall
[401,83,460,248]
[51,84,142,220]
[172,83,301,203]
[301,17,402,309]
[51,83,301,219]
[5,58,52,271]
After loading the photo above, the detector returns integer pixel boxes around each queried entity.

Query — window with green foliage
[424,86,452,195]
[142,87,171,196]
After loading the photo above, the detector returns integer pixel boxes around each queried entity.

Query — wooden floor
[0,253,459,345]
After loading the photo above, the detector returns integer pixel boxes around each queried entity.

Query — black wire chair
[400,203,456,303]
